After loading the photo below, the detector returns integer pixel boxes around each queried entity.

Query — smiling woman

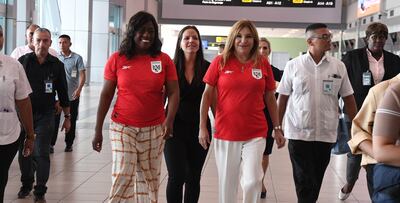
[199,19,285,203]
[92,11,180,203]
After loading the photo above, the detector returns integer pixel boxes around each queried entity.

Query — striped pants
[108,121,164,203]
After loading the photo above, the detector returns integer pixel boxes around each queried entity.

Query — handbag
[332,100,351,155]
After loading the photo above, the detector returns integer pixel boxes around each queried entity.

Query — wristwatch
[64,114,71,119]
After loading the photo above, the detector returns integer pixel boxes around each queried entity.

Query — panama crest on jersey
[252,68,262,79]
[151,61,162,73]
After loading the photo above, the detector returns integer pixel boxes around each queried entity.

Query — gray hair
[34,27,51,37]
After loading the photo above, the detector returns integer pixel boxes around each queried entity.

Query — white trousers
[214,137,266,203]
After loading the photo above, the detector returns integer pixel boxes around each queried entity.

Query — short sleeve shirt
[203,55,275,141]
[0,54,32,144]
[277,52,354,143]
[58,52,85,101]
[104,52,177,127]
[373,82,400,141]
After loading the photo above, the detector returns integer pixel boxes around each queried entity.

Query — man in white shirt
[277,23,357,203]
[10,24,58,60]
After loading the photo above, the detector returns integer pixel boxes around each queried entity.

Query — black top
[19,52,69,113]
[342,47,400,110]
[173,60,211,136]
[264,65,283,133]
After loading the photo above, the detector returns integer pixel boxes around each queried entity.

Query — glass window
[109,4,122,56]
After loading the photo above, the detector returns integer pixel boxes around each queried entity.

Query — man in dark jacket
[17,28,71,203]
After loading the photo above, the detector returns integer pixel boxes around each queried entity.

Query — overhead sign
[357,0,381,18]
[183,0,335,8]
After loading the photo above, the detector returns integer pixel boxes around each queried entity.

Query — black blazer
[342,47,400,109]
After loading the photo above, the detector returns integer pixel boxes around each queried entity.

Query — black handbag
[332,103,351,155]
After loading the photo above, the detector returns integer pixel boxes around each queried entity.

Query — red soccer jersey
[203,55,276,141]
[104,52,178,127]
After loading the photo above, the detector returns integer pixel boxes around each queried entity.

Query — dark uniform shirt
[18,52,69,113]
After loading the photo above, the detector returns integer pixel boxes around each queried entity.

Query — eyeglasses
[310,34,333,41]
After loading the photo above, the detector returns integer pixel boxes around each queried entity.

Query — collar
[28,52,58,63]
[366,48,384,62]
[60,51,73,58]
[306,51,330,64]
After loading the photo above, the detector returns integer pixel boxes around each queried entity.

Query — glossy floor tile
[4,85,370,203]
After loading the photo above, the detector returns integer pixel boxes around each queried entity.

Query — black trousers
[164,132,210,203]
[288,139,333,203]
[51,99,79,147]
[0,135,21,202]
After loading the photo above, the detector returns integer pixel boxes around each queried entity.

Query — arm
[342,95,357,121]
[373,136,400,167]
[15,97,35,157]
[265,91,285,148]
[349,91,377,157]
[199,84,215,149]
[72,70,86,100]
[277,94,289,126]
[163,80,179,139]
[92,80,116,152]
[56,63,71,132]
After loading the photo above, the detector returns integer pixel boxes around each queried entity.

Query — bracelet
[64,114,71,119]
[273,125,282,130]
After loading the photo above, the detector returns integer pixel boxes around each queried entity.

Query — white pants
[214,137,266,203]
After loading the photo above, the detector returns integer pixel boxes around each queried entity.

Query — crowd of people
[0,10,399,203]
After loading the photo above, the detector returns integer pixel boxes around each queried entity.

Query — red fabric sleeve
[203,56,221,86]
[104,52,118,81]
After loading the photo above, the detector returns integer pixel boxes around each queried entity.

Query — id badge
[323,80,333,95]
[71,69,77,78]
[44,80,53,93]
[363,71,372,86]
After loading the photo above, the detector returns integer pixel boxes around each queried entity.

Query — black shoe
[17,187,31,199]
[49,146,54,154]
[64,146,73,152]
[34,194,46,203]
[260,191,267,199]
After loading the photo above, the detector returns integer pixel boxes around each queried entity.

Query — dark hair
[173,25,207,86]
[305,23,328,33]
[119,11,162,59]
[365,22,388,39]
[59,34,71,41]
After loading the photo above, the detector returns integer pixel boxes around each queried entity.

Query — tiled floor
[4,85,371,203]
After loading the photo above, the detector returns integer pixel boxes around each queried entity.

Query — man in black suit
[339,22,400,200]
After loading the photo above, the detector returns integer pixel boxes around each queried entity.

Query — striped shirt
[373,82,400,141]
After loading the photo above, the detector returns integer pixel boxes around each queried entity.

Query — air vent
[370,16,373,22]
[362,19,366,24]
[348,23,352,28]
[390,10,394,17]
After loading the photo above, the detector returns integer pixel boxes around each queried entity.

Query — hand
[72,88,82,100]
[92,132,103,152]
[273,129,286,149]
[198,128,211,150]
[61,118,71,133]
[161,119,173,139]
[23,137,35,157]
[54,101,62,115]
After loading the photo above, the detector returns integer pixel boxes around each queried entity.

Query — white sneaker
[338,188,351,200]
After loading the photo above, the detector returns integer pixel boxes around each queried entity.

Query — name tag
[323,80,333,95]
[71,69,77,78]
[44,80,53,93]
[363,71,372,86]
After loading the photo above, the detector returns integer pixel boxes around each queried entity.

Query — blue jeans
[373,164,400,203]
[18,110,54,196]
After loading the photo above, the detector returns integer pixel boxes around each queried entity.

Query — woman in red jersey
[92,11,179,203]
[199,19,285,203]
